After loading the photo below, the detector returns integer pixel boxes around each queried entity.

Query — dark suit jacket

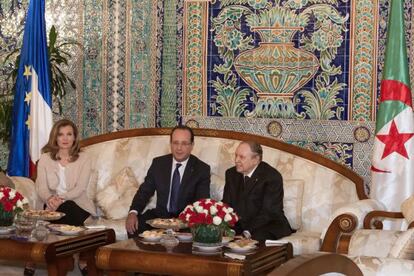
[222,161,292,241]
[129,154,210,217]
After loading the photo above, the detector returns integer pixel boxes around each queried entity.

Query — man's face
[170,129,194,162]
[234,143,260,175]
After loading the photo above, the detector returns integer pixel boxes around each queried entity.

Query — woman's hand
[46,195,64,211]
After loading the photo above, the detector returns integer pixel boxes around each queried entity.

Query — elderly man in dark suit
[126,125,211,236]
[222,141,292,242]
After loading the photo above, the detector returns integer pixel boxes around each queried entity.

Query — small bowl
[176,232,192,242]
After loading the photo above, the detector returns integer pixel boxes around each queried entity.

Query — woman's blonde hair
[42,119,81,161]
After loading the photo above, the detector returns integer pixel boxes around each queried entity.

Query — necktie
[169,163,182,214]
[244,175,250,184]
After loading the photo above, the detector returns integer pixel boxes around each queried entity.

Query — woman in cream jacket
[31,119,93,275]
[35,119,96,226]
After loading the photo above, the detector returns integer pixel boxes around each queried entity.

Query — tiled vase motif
[235,26,319,98]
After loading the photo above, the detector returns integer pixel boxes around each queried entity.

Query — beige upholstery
[342,220,414,275]
[10,176,39,209]
[348,229,402,258]
[279,231,321,255]
[348,256,414,276]
[401,196,414,225]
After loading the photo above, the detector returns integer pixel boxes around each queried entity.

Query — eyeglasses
[171,141,192,147]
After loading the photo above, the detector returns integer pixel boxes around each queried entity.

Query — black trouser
[50,200,90,226]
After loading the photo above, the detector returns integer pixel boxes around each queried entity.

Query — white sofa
[17,128,368,255]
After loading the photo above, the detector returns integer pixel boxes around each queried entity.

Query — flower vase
[191,224,223,247]
[0,212,14,227]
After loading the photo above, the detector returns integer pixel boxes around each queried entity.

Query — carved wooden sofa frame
[76,127,367,251]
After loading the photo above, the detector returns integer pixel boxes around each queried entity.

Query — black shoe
[78,263,88,276]
[24,267,35,276]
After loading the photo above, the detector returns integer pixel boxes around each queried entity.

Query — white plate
[0,226,15,234]
[226,244,257,253]
[139,233,162,242]
[58,228,86,236]
[48,224,86,236]
[193,244,222,252]
[85,225,107,230]
[176,232,192,242]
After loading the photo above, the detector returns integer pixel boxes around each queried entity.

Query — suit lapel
[243,162,263,197]
[162,155,173,195]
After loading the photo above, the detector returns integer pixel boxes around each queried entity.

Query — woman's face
[56,125,75,150]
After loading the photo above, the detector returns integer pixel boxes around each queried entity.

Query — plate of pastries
[22,210,65,221]
[226,239,258,253]
[146,218,187,230]
[139,230,164,242]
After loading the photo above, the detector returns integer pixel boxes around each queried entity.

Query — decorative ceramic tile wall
[181,0,413,187]
[0,0,413,189]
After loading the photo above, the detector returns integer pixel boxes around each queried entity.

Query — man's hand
[126,212,139,234]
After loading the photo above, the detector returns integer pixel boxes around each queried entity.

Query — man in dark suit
[222,141,292,242]
[126,125,210,236]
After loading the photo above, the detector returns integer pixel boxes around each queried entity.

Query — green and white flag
[370,0,414,211]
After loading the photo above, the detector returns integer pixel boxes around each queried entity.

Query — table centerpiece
[179,198,238,247]
[0,186,28,226]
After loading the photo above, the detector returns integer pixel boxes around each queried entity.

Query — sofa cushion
[348,229,401,258]
[401,196,414,225]
[389,228,414,259]
[283,179,304,230]
[278,231,321,255]
[96,167,139,219]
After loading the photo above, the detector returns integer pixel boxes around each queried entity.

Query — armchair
[321,207,414,275]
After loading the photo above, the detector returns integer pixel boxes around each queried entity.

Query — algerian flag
[370,0,414,211]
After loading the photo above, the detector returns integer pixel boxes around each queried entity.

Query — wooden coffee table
[0,228,115,276]
[96,239,293,275]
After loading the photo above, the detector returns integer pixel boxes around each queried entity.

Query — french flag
[7,0,52,177]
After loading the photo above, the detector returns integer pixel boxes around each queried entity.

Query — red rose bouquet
[0,187,28,226]
[179,198,238,228]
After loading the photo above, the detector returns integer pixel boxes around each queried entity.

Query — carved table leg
[47,256,74,276]
[81,250,102,276]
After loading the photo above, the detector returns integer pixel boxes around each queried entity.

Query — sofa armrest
[320,213,358,253]
[320,199,385,253]
[363,210,406,229]
[10,176,40,209]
